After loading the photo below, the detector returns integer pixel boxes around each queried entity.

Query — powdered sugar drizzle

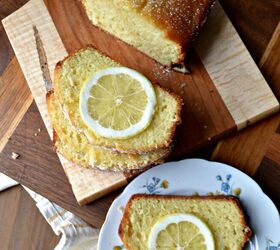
[152,64,172,82]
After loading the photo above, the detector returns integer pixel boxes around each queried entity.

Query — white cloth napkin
[0,173,18,191]
[0,173,100,250]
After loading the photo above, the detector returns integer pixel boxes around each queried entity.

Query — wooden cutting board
[2,0,279,205]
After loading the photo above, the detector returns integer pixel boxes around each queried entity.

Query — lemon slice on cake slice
[148,213,215,250]
[79,67,156,139]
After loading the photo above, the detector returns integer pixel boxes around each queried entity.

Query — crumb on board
[11,152,20,160]
[180,82,187,88]
[34,128,41,136]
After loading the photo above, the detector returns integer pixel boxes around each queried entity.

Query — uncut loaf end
[81,0,215,66]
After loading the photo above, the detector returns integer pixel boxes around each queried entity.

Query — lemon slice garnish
[148,213,215,250]
[79,67,156,139]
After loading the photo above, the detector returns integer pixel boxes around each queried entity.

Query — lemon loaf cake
[81,0,215,66]
[119,194,252,250]
[47,92,170,171]
[54,47,182,154]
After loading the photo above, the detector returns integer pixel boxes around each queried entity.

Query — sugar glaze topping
[130,0,214,48]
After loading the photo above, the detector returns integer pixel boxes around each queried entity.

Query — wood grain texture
[0,0,29,74]
[219,0,280,63]
[195,2,279,129]
[0,102,119,227]
[0,0,32,152]
[264,133,280,164]
[0,1,59,248]
[3,0,278,206]
[211,114,280,175]
[260,22,280,100]
[0,57,33,152]
[0,186,59,250]
[254,157,280,209]
[211,22,280,175]
[254,130,280,209]
[0,24,13,75]
[2,0,67,133]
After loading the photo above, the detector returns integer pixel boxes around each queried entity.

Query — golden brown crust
[122,148,171,179]
[46,90,53,114]
[53,134,170,172]
[52,129,58,146]
[55,140,171,172]
[155,85,184,148]
[119,194,252,249]
[130,0,216,64]
[53,46,183,154]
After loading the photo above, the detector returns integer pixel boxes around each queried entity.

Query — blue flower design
[142,177,168,194]
[266,238,280,250]
[221,182,230,193]
[146,184,156,193]
[152,177,160,185]
[216,174,235,195]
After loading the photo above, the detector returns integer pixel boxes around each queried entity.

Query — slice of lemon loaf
[119,194,252,250]
[47,92,170,171]
[54,47,182,154]
[81,0,215,66]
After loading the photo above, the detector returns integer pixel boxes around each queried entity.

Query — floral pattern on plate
[141,177,169,194]
[266,238,280,250]
[216,174,242,196]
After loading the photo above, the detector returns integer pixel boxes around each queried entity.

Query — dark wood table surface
[0,0,280,249]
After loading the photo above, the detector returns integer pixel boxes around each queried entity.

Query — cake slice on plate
[119,194,252,249]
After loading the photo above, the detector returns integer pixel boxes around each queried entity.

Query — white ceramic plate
[98,159,280,250]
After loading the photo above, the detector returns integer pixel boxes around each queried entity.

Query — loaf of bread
[47,91,170,171]
[81,0,215,66]
[119,194,252,250]
[53,47,182,154]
